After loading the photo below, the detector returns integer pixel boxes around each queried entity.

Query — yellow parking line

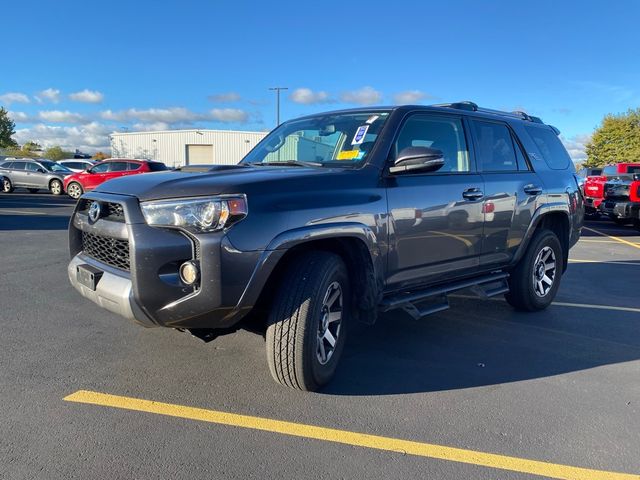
[579,239,618,243]
[584,226,640,250]
[64,390,639,480]
[569,259,640,266]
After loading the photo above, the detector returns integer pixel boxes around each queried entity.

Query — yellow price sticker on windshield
[336,150,359,160]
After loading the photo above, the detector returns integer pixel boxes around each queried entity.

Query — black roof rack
[433,101,544,124]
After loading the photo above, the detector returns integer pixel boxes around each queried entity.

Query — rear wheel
[49,179,63,195]
[66,182,83,199]
[266,251,349,391]
[2,177,14,193]
[505,229,563,311]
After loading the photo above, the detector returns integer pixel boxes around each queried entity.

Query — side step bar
[379,272,509,320]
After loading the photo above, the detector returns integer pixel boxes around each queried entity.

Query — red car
[64,159,168,199]
[583,162,640,216]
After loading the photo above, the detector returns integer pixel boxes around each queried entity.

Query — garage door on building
[186,144,213,164]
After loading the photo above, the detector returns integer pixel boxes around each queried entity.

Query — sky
[2,0,640,162]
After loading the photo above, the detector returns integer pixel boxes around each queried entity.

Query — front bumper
[68,191,284,330]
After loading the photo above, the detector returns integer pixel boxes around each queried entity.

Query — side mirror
[389,147,445,174]
[633,173,640,181]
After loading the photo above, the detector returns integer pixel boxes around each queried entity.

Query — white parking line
[0,209,48,215]
[451,295,640,314]
[569,259,640,266]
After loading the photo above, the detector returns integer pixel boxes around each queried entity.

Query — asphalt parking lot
[1,193,639,480]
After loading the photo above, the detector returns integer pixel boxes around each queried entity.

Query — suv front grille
[81,200,125,222]
[82,231,130,271]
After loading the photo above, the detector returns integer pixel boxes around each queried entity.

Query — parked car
[0,158,73,194]
[67,102,582,391]
[63,159,168,199]
[575,167,602,190]
[599,173,640,225]
[583,163,640,216]
[59,159,96,173]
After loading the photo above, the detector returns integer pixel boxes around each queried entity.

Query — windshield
[241,112,390,167]
[40,160,72,173]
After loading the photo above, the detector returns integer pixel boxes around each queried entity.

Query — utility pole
[269,87,288,126]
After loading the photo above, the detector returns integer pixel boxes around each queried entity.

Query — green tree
[22,141,42,153]
[585,108,640,167]
[43,146,66,160]
[0,107,18,148]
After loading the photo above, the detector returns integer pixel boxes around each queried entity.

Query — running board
[380,272,509,320]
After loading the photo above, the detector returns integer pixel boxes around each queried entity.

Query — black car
[67,102,583,391]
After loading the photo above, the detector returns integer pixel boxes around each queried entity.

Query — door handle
[524,184,543,195]
[462,188,484,201]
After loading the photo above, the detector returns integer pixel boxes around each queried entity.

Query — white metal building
[109,129,268,168]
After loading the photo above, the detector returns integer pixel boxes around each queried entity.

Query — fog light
[179,261,199,285]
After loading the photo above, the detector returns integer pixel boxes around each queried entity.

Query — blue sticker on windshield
[351,125,369,145]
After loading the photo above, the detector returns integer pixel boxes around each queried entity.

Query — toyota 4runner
[68,102,583,391]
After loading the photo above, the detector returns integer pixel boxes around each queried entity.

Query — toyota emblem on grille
[88,202,101,223]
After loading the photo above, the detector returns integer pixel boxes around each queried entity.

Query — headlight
[140,195,247,232]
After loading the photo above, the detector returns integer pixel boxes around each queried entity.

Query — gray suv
[0,159,72,194]
[68,102,583,391]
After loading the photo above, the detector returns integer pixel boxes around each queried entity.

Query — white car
[58,159,96,172]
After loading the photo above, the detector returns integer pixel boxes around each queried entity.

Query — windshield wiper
[248,160,323,168]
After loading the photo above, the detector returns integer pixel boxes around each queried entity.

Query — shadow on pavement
[0,214,71,231]
[324,261,640,396]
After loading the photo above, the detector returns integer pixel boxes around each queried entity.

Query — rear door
[470,119,543,266]
[386,113,485,290]
[9,161,29,187]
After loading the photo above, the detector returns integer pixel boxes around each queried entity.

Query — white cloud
[130,122,171,131]
[340,86,382,105]
[14,122,114,152]
[208,92,241,103]
[289,88,332,105]
[35,88,61,104]
[209,108,249,123]
[69,89,104,103]
[8,111,31,122]
[38,110,86,123]
[0,92,30,105]
[393,90,430,104]
[561,133,590,163]
[101,107,200,123]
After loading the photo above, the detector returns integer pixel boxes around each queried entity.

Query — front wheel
[266,251,349,391]
[49,179,63,195]
[66,182,83,199]
[2,178,14,193]
[505,229,563,311]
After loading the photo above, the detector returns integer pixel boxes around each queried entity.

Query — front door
[82,162,111,190]
[386,113,484,291]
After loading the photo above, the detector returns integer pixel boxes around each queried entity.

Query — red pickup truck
[583,163,640,216]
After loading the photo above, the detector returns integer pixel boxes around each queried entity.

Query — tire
[266,251,350,391]
[2,177,14,193]
[505,229,563,312]
[613,218,628,226]
[66,182,83,199]
[28,188,39,193]
[49,179,63,195]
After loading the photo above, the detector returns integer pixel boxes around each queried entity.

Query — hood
[95,164,355,201]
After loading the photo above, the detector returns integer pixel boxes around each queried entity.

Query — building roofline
[109,128,269,137]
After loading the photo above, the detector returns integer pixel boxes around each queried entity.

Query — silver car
[0,159,73,195]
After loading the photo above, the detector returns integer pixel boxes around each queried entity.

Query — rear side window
[127,162,142,171]
[0,162,11,168]
[108,162,129,172]
[627,166,640,174]
[12,162,27,170]
[147,162,168,172]
[525,126,571,170]
[472,120,520,172]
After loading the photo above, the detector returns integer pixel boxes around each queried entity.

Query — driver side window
[92,163,110,173]
[394,115,471,173]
